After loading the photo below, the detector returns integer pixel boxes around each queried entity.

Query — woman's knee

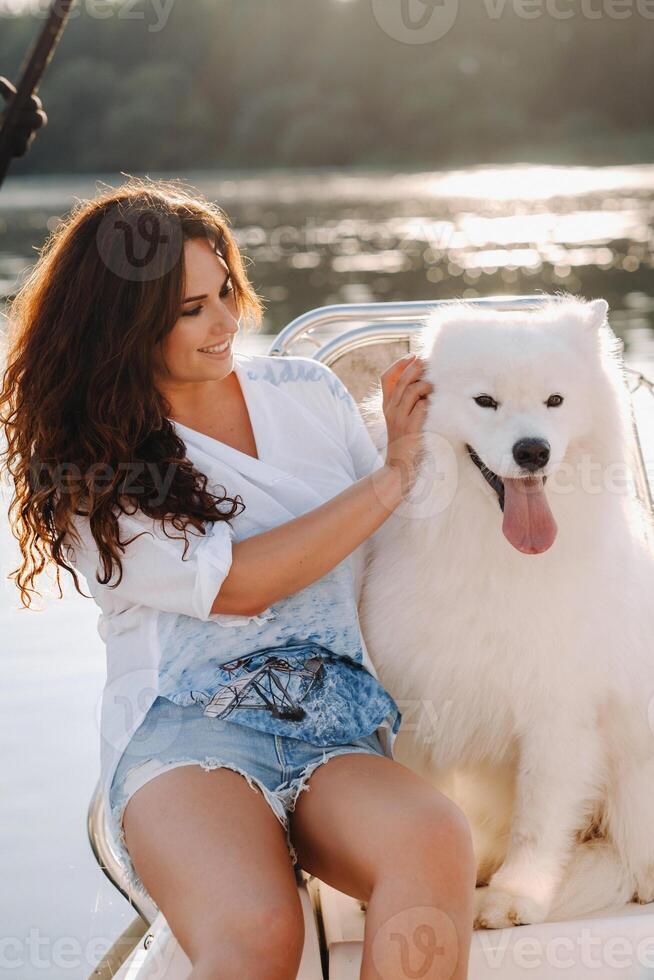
[190,901,305,980]
[382,792,476,886]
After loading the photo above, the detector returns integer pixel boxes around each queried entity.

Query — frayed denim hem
[109,742,386,904]
[109,755,300,903]
[280,745,383,816]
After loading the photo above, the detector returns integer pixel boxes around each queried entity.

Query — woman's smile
[197,339,232,357]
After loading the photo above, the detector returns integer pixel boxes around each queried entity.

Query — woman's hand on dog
[381,353,433,493]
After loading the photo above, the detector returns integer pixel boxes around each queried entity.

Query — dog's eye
[474,395,498,410]
[546,394,564,408]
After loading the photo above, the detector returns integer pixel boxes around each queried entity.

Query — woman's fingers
[402,378,433,413]
[382,355,433,488]
[391,365,431,412]
[397,382,433,431]
[380,353,416,397]
[385,356,428,408]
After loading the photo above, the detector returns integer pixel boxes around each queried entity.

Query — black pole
[0,0,75,187]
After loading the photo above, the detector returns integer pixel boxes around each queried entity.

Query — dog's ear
[586,298,609,329]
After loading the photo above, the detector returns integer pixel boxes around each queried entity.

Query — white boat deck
[320,881,654,980]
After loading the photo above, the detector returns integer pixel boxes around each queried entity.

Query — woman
[0,177,475,980]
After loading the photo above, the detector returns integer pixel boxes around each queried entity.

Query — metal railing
[268,295,547,356]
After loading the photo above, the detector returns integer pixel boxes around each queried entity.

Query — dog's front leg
[475,715,602,929]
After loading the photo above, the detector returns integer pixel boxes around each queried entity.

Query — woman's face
[154,236,240,386]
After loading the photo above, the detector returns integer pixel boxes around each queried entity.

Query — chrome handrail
[314,322,421,365]
[268,295,551,356]
[87,788,158,925]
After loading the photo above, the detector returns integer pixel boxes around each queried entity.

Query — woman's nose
[214,309,240,335]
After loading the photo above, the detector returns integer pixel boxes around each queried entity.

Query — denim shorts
[108,694,391,902]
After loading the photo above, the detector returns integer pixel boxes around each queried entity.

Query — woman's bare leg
[121,765,304,980]
[290,752,476,980]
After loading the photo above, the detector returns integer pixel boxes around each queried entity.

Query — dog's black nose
[512,438,550,472]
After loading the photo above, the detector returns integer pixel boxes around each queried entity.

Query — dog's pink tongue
[502,477,557,554]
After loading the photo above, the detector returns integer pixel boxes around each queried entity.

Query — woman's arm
[212,354,431,616]
[213,463,404,616]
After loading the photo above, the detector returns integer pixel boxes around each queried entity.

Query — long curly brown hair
[0,176,264,608]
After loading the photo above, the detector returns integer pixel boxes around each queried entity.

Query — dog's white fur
[359,295,654,928]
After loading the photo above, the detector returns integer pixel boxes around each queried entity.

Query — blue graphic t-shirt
[156,558,402,747]
[165,641,401,746]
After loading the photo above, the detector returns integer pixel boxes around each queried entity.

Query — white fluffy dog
[359,295,654,929]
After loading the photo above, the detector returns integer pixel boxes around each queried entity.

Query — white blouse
[64,351,394,850]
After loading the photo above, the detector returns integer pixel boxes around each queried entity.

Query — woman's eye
[474,394,498,410]
[546,394,564,407]
[181,279,232,316]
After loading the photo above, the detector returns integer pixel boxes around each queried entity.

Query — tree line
[0,0,652,174]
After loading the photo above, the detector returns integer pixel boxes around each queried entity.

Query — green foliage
[1,0,652,173]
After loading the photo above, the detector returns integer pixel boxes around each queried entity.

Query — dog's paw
[634,866,654,905]
[474,886,548,929]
